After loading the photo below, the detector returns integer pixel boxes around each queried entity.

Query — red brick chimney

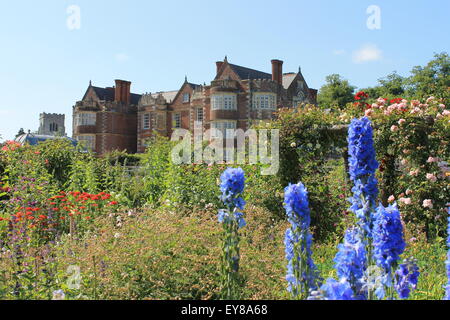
[216,61,224,75]
[271,59,283,84]
[115,79,131,104]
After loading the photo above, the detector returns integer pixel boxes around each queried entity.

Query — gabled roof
[87,85,141,105]
[151,90,179,103]
[187,82,202,90]
[282,73,297,89]
[228,63,272,80]
[91,86,114,101]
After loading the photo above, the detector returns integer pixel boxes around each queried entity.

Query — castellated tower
[38,112,66,136]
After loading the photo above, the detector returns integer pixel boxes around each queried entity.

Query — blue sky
[0,0,449,141]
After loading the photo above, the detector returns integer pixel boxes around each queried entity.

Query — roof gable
[82,83,141,105]
[215,59,272,81]
[229,63,272,80]
[170,81,201,105]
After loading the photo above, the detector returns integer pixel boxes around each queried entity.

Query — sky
[0,0,449,141]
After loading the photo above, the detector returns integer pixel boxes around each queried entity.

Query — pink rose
[365,109,373,117]
[426,157,438,163]
[388,195,395,203]
[390,125,399,132]
[442,110,450,116]
[426,173,437,182]
[398,119,406,126]
[422,199,433,209]
[411,100,420,107]
[409,169,419,176]
[406,189,413,195]
[377,98,386,105]
[399,197,412,205]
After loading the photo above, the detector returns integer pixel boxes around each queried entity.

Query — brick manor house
[72,57,317,155]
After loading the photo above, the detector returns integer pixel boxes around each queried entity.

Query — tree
[406,52,450,102]
[15,128,25,138]
[317,74,356,110]
[361,72,406,100]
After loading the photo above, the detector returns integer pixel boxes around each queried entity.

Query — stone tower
[38,113,66,136]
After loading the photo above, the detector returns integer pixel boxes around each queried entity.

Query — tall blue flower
[316,279,354,300]
[395,259,420,299]
[284,182,311,229]
[347,117,379,236]
[218,167,246,299]
[348,117,379,183]
[284,182,319,298]
[372,204,406,273]
[445,207,450,300]
[220,167,245,206]
[218,167,246,228]
[334,228,367,297]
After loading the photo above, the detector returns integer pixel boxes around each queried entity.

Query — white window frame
[173,113,181,128]
[210,121,237,139]
[211,94,237,111]
[252,93,277,110]
[196,107,204,122]
[183,93,190,103]
[75,113,96,126]
[143,113,151,130]
[77,135,95,151]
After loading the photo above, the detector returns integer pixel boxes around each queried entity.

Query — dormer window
[183,93,190,103]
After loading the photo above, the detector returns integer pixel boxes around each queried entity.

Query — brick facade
[73,58,317,155]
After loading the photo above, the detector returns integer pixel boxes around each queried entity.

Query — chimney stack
[115,79,132,104]
[271,59,283,85]
[216,61,224,75]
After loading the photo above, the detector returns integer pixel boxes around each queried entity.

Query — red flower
[390,98,403,104]
[354,91,369,101]
[108,201,118,206]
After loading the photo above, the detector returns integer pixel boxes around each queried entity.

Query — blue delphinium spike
[284,182,320,298]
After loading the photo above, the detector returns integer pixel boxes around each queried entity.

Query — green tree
[361,71,406,100]
[406,52,450,102]
[317,74,356,110]
[15,128,25,138]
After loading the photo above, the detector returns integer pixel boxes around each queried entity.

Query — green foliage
[407,52,450,102]
[35,139,78,188]
[265,105,349,239]
[317,74,356,110]
[361,71,406,101]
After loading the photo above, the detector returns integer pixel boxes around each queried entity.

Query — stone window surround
[143,113,151,130]
[252,92,277,110]
[76,134,95,151]
[211,93,237,111]
[210,120,237,139]
[75,112,97,126]
[173,112,181,128]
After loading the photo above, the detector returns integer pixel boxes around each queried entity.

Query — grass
[4,205,439,300]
